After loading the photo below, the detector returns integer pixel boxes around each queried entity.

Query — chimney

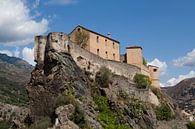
[107,33,111,38]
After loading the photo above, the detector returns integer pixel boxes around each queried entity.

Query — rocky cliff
[26,38,187,129]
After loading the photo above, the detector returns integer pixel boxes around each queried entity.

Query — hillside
[163,78,195,114]
[0,53,33,106]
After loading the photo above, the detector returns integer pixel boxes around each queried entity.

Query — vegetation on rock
[143,57,147,66]
[0,121,11,129]
[28,117,52,129]
[186,121,195,129]
[133,73,151,89]
[69,106,86,128]
[127,96,144,119]
[155,104,174,121]
[95,66,111,88]
[94,96,131,129]
[54,94,77,108]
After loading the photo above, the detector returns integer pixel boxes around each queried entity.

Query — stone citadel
[34,25,160,88]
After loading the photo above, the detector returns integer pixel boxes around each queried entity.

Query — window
[105,39,107,46]
[153,69,157,72]
[113,53,115,60]
[97,36,99,43]
[105,51,108,58]
[97,49,99,56]
[77,28,81,32]
[113,42,115,49]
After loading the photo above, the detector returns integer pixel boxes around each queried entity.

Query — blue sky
[0,0,195,86]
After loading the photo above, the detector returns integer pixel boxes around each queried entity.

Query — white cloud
[173,49,195,67]
[148,58,168,75]
[14,48,20,57]
[0,48,20,57]
[166,71,195,86]
[22,47,35,66]
[0,0,48,46]
[47,0,77,5]
[0,50,13,57]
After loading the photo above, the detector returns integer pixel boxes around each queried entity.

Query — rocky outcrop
[26,33,187,129]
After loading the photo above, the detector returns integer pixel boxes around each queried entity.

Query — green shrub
[143,57,147,66]
[0,121,11,129]
[94,96,132,129]
[186,121,195,129]
[29,117,52,129]
[95,66,111,88]
[155,104,174,121]
[149,86,163,99]
[133,73,151,89]
[54,94,77,108]
[69,106,86,128]
[119,90,129,99]
[127,96,144,118]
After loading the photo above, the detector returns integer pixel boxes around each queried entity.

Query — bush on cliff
[95,66,111,88]
[94,96,131,129]
[69,106,86,128]
[29,117,52,129]
[133,73,151,89]
[186,121,195,129]
[155,104,174,121]
[127,96,144,119]
[54,94,78,108]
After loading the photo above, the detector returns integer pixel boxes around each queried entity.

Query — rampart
[34,32,141,79]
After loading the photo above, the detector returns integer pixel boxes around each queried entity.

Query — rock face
[27,33,187,129]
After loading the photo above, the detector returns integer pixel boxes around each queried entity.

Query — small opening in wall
[113,53,115,60]
[67,45,71,53]
[97,36,99,43]
[77,28,81,32]
[113,42,115,49]
[106,51,108,58]
[97,49,99,55]
[153,69,157,72]
[105,39,107,46]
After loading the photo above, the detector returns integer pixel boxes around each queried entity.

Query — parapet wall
[69,40,141,79]
[34,32,141,80]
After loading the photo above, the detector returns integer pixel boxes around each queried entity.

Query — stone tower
[126,46,143,68]
[149,65,160,88]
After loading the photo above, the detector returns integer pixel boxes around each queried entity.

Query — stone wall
[34,32,141,80]
[68,40,141,79]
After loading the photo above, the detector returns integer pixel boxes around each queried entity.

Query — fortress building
[34,25,160,88]
[69,25,120,61]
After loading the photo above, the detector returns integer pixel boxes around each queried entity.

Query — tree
[75,31,89,48]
